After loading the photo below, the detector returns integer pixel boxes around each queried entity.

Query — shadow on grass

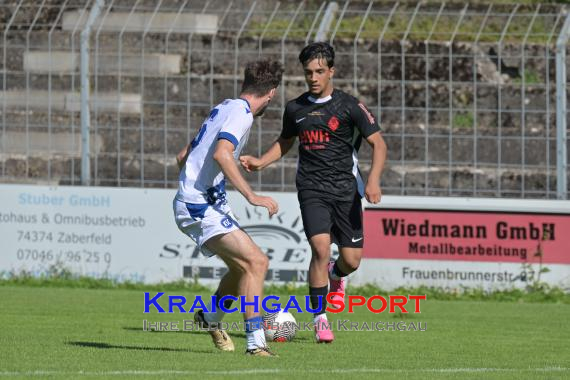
[121,326,312,342]
[67,341,214,354]
[121,326,247,339]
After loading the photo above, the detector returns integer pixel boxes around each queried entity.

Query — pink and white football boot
[328,260,346,310]
[314,314,334,343]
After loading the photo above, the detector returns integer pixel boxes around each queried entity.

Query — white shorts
[173,197,240,257]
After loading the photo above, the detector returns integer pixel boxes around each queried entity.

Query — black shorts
[298,190,363,248]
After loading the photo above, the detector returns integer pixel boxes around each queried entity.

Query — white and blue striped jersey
[176,98,253,205]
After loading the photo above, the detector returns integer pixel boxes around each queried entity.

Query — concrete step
[62,11,218,34]
[0,71,557,123]
[65,92,141,114]
[23,52,182,75]
[0,90,141,114]
[378,133,556,166]
[0,112,556,167]
[0,154,562,197]
[376,164,560,198]
[0,130,102,155]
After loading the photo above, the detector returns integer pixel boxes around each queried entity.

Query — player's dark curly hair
[298,41,335,68]
[241,59,284,97]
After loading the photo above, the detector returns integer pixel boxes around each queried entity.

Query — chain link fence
[1,0,569,198]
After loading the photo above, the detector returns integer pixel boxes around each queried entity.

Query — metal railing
[0,0,568,199]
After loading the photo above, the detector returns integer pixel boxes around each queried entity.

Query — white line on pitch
[0,367,568,376]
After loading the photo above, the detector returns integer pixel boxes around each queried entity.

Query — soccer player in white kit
[173,59,283,357]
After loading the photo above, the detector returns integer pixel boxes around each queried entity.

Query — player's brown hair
[241,59,284,97]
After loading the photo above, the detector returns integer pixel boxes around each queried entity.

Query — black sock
[214,289,234,310]
[309,285,328,316]
[332,260,349,278]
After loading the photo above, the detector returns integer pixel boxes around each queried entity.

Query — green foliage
[243,3,563,44]
[453,112,474,128]
[246,16,315,40]
[512,69,542,85]
[2,266,568,304]
[0,263,211,293]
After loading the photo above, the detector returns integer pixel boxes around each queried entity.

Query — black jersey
[281,89,381,200]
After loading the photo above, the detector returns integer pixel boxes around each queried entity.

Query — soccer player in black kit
[240,42,387,343]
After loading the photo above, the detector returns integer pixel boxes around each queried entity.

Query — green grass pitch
[0,286,568,379]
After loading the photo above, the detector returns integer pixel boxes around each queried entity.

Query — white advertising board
[0,184,314,285]
[360,197,570,290]
[1,184,568,290]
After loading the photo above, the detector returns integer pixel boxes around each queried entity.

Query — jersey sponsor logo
[358,103,375,124]
[220,217,234,229]
[295,117,306,123]
[328,116,340,132]
[299,130,330,145]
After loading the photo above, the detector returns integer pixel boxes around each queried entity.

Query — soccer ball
[262,310,298,342]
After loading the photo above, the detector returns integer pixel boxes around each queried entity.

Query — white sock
[203,301,226,325]
[313,313,328,324]
[246,329,267,350]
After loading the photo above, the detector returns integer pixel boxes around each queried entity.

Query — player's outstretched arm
[214,139,278,217]
[239,136,296,172]
[364,132,387,204]
[176,143,191,171]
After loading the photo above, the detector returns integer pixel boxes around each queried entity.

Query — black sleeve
[280,103,297,139]
[349,98,381,138]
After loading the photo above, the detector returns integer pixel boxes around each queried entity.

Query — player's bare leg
[309,233,331,286]
[205,230,277,356]
[193,269,239,352]
[308,233,334,343]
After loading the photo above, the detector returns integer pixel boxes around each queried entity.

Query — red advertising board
[363,208,570,264]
